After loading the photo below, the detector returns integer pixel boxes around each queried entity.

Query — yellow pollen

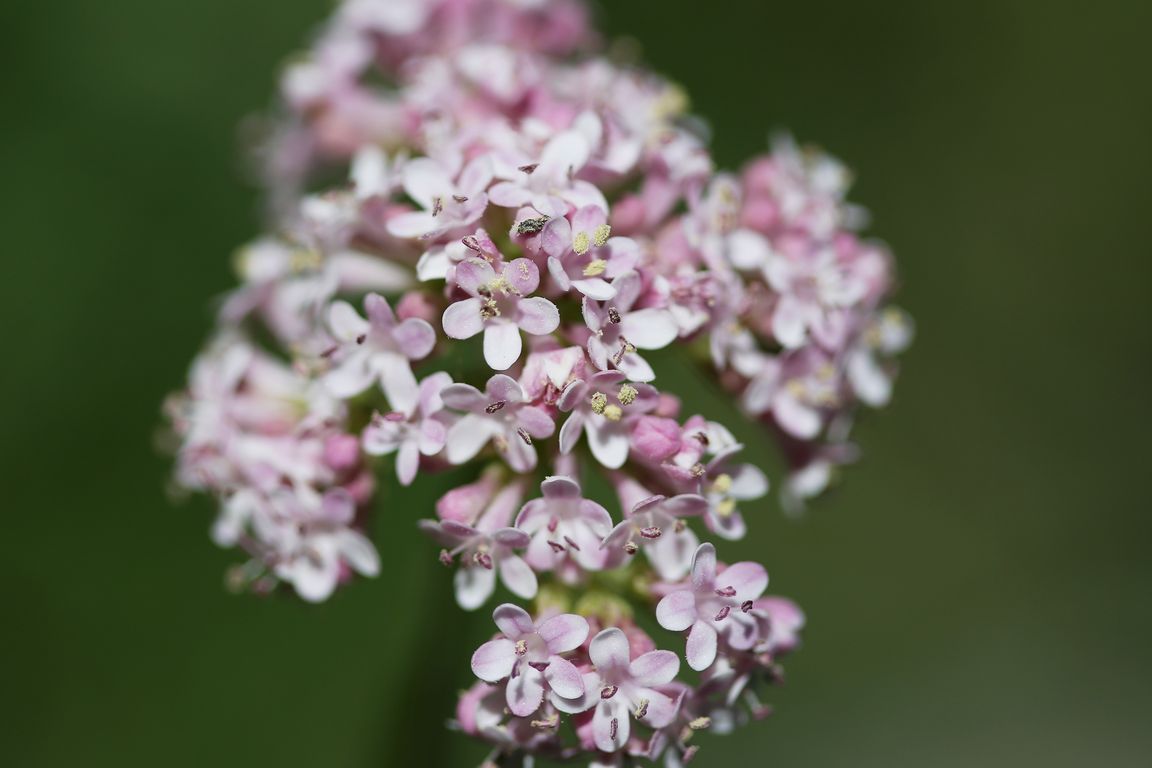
[590,392,608,414]
[716,498,737,518]
[480,298,500,320]
[712,473,733,494]
[583,259,607,277]
[817,363,836,380]
[289,247,323,273]
[603,404,623,422]
[785,379,806,398]
[617,384,638,406]
[573,231,591,255]
[593,224,612,247]
[487,276,514,294]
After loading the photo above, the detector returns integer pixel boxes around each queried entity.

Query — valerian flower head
[167,0,910,761]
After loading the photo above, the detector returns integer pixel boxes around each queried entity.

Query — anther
[617,384,638,406]
[518,163,539,174]
[573,231,591,255]
[356,334,367,345]
[715,586,737,597]
[515,639,528,656]
[623,541,638,555]
[517,427,533,445]
[590,391,608,414]
[607,307,622,324]
[530,713,559,729]
[633,698,649,719]
[461,235,483,253]
[639,526,662,539]
[452,195,469,203]
[563,535,580,551]
[548,540,565,553]
[690,463,706,478]
[485,401,506,413]
[593,224,612,247]
[688,716,712,730]
[602,404,623,421]
[431,196,443,217]
[438,549,453,566]
[582,259,607,276]
[609,717,619,740]
[741,600,754,612]
[600,685,618,699]
[714,605,731,621]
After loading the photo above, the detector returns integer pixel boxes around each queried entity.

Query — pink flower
[440,374,555,471]
[323,293,436,409]
[420,480,536,610]
[488,126,606,216]
[361,372,451,485]
[655,543,769,671]
[515,475,613,574]
[557,370,657,468]
[470,603,589,716]
[557,627,683,753]
[540,205,639,300]
[602,492,706,581]
[743,349,842,440]
[385,155,492,239]
[442,257,560,370]
[582,271,678,382]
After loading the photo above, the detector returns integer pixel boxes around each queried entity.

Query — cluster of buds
[164,0,910,763]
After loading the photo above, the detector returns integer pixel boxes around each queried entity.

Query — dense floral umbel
[164,0,910,763]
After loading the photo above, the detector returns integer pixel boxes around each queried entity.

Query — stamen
[486,401,507,413]
[682,745,700,763]
[573,231,591,255]
[593,224,612,247]
[623,541,638,555]
[518,163,539,175]
[711,473,733,494]
[355,334,367,345]
[617,384,638,405]
[438,549,453,566]
[609,717,619,740]
[741,600,754,612]
[547,540,565,553]
[563,535,580,551]
[716,498,736,518]
[452,194,469,203]
[582,259,607,276]
[590,391,608,414]
[607,307,622,324]
[688,716,712,731]
[715,586,737,597]
[474,551,493,570]
[515,639,528,656]
[639,526,662,539]
[432,196,443,217]
[479,298,500,320]
[674,519,687,533]
[461,235,483,253]
[602,404,623,421]
[530,713,559,729]
[517,427,533,445]
[633,698,649,719]
[600,685,618,699]
[690,463,706,478]
[714,605,731,621]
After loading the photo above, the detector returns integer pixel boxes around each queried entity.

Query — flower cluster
[164,0,910,763]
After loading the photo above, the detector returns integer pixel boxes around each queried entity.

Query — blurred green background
[2,0,1150,765]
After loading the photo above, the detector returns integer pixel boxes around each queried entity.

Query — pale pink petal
[662,494,709,517]
[558,411,585,454]
[586,418,628,469]
[708,507,747,540]
[506,665,546,717]
[629,650,680,687]
[418,417,447,455]
[547,255,573,291]
[608,271,641,311]
[402,157,452,208]
[572,277,615,300]
[488,181,532,209]
[691,543,717,589]
[516,297,560,336]
[556,379,588,412]
[538,131,590,180]
[392,317,435,359]
[686,619,718,671]
[717,561,769,600]
[646,525,698,582]
[638,688,682,729]
[485,374,525,403]
[538,613,589,654]
[440,383,484,411]
[328,300,369,342]
[443,297,485,340]
[774,392,822,439]
[498,554,538,600]
[379,356,419,414]
[323,352,375,398]
[396,439,420,485]
[454,258,497,295]
[364,293,396,329]
[454,565,497,611]
[729,464,769,500]
[445,414,497,464]
[655,590,696,632]
[619,308,678,349]
[483,321,523,371]
[471,637,516,682]
[614,351,655,382]
[541,475,582,501]
[544,656,585,700]
[540,217,572,258]
[336,530,380,577]
[589,627,631,672]
[772,295,808,349]
[593,697,629,753]
[492,603,535,638]
[503,257,540,295]
[386,210,440,239]
[518,406,556,439]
